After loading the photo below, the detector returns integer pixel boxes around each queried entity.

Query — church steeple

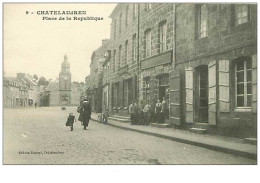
[64,54,68,62]
[59,54,71,93]
[61,54,70,74]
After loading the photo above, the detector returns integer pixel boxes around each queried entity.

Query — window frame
[235,58,252,109]
[198,4,208,39]
[114,19,117,39]
[119,13,122,34]
[132,34,137,61]
[235,4,249,25]
[113,50,116,72]
[159,21,167,53]
[145,29,152,58]
[118,45,122,68]
[125,40,128,64]
[133,4,138,20]
[125,5,129,26]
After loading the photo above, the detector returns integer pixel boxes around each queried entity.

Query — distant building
[89,40,110,112]
[17,73,39,106]
[46,55,81,106]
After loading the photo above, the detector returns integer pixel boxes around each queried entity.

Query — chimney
[102,39,108,46]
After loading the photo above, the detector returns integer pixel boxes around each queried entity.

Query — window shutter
[252,54,257,113]
[185,67,193,123]
[169,69,181,125]
[208,61,217,125]
[218,60,230,112]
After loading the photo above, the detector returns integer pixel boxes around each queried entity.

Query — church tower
[59,55,71,105]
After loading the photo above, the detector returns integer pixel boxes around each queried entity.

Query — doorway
[194,65,208,123]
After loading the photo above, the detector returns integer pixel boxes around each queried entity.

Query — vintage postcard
[3,2,257,165]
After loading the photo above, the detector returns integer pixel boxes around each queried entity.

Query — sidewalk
[91,112,257,160]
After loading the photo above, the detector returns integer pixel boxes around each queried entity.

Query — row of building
[85,3,257,138]
[3,73,40,108]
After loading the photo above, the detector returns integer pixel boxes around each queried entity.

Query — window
[159,21,167,53]
[119,13,122,34]
[119,45,122,68]
[125,40,128,63]
[132,34,137,61]
[113,50,116,71]
[145,29,152,58]
[124,79,133,107]
[143,77,150,102]
[133,3,138,19]
[114,20,117,38]
[112,83,119,107]
[145,3,152,11]
[198,4,208,38]
[235,58,252,107]
[125,5,129,26]
[235,4,249,25]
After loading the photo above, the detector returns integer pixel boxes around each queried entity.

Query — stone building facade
[87,3,257,138]
[170,4,257,137]
[139,4,175,122]
[3,75,38,108]
[89,40,110,113]
[109,4,139,116]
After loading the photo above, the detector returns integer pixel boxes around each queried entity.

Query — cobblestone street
[3,107,256,164]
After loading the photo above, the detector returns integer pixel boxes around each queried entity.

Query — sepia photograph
[2,2,257,166]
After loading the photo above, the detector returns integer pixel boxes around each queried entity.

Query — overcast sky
[4,3,116,82]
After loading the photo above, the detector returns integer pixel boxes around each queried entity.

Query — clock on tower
[59,54,71,105]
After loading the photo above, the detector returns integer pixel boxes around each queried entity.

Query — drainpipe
[137,3,140,102]
[173,3,176,69]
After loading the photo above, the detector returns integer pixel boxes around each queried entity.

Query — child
[65,113,76,131]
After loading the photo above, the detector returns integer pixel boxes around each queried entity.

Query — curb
[91,119,257,160]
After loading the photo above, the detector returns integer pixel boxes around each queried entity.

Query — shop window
[159,21,167,53]
[235,58,252,108]
[123,79,133,107]
[158,74,169,102]
[112,83,119,107]
[235,4,249,25]
[143,77,150,102]
[145,29,152,58]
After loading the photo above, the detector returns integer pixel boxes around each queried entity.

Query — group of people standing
[129,97,168,125]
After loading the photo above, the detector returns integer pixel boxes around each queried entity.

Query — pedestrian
[143,100,151,125]
[35,102,37,108]
[102,104,109,124]
[161,97,167,123]
[138,100,145,125]
[155,99,162,123]
[129,101,136,125]
[78,99,92,130]
[150,99,156,123]
[65,113,76,131]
